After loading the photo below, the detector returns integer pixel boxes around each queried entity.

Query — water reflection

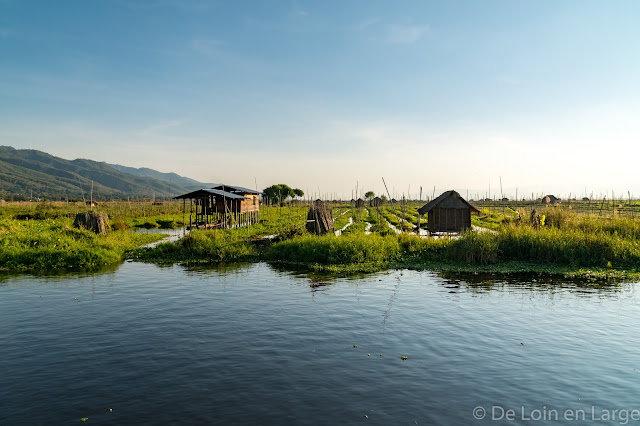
[2,260,640,425]
[0,263,120,285]
[436,270,636,297]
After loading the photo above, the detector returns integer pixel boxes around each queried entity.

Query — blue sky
[1,0,639,199]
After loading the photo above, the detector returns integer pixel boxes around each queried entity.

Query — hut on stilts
[417,190,479,234]
[174,184,261,230]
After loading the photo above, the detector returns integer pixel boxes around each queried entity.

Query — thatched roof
[418,190,480,215]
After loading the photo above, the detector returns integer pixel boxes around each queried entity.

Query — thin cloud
[352,17,382,31]
[387,24,429,44]
[138,119,187,136]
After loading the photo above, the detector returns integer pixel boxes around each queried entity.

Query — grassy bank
[0,217,163,272]
[4,201,640,282]
[136,209,640,282]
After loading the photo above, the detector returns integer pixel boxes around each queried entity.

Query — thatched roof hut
[355,198,365,208]
[417,190,479,233]
[370,196,383,207]
[541,195,559,205]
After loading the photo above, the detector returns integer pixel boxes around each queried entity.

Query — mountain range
[0,146,215,200]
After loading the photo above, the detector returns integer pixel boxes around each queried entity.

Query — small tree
[364,191,375,201]
[263,184,294,205]
[293,188,304,200]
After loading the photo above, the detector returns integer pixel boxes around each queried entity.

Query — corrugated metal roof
[173,188,248,200]
[211,184,262,195]
[418,190,480,215]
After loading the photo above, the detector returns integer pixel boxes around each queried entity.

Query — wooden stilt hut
[417,190,479,233]
[174,184,261,229]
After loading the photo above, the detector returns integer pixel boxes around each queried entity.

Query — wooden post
[417,187,422,235]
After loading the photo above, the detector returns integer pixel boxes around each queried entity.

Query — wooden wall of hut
[427,208,471,232]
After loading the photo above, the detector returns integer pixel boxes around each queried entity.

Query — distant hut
[541,195,559,205]
[582,197,590,201]
[417,190,479,233]
[370,196,383,207]
[174,184,261,229]
[355,198,365,208]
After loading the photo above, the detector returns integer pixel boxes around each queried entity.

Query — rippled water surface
[2,263,640,425]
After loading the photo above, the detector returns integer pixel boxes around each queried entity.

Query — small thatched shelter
[73,211,109,234]
[370,196,383,207]
[417,190,479,233]
[541,195,559,205]
[355,198,365,208]
[306,201,334,235]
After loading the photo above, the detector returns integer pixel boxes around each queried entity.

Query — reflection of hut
[417,190,479,233]
[174,184,261,229]
[370,196,383,207]
[541,195,558,205]
[355,198,365,208]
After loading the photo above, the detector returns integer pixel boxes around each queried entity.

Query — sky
[1,0,639,200]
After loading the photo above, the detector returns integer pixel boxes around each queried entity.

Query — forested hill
[0,146,210,201]
[108,163,215,191]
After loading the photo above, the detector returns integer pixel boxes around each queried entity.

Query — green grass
[141,229,258,264]
[0,217,163,272]
[5,201,640,282]
[267,233,401,265]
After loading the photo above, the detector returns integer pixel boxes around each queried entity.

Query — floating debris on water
[353,344,358,348]
[401,356,408,360]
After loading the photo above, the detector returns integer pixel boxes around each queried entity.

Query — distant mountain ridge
[0,146,214,200]
[108,163,216,191]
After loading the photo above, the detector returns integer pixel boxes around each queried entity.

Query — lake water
[2,263,640,425]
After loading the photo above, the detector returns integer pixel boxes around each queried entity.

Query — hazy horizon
[2,1,639,199]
